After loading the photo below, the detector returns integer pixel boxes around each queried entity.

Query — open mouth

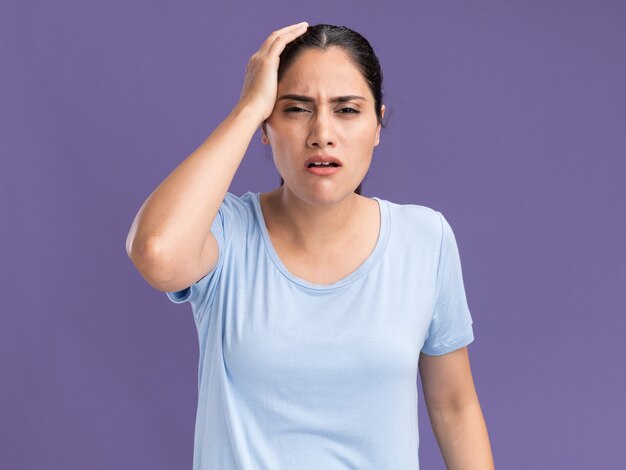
[307,162,340,168]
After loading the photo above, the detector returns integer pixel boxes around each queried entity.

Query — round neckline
[249,191,390,291]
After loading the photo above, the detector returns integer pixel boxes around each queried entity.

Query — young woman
[126,22,494,470]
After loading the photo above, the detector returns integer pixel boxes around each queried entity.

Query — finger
[265,23,308,56]
[259,22,307,53]
[258,22,308,54]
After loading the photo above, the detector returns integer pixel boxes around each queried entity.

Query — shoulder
[222,190,255,208]
[378,196,442,240]
[217,191,257,219]
[209,191,258,243]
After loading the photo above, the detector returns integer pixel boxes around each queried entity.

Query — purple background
[1,0,625,468]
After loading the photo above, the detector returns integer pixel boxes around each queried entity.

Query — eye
[284,106,360,114]
[285,107,308,113]
[338,107,360,114]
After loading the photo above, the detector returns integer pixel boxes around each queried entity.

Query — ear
[374,105,385,147]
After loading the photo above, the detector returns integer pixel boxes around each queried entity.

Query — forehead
[279,47,369,96]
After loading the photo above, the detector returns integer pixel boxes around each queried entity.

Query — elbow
[126,228,152,264]
[125,217,170,264]
[126,234,173,290]
[431,398,480,420]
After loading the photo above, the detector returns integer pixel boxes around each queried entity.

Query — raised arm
[125,22,309,293]
[125,104,259,293]
[419,347,494,469]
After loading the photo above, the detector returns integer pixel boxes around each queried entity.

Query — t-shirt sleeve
[421,211,475,356]
[164,191,237,313]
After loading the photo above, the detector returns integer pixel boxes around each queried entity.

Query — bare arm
[125,105,260,292]
[125,22,309,293]
[419,347,494,469]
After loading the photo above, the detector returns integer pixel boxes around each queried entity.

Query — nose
[306,110,336,148]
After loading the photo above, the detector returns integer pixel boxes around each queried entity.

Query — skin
[420,347,495,469]
[259,46,385,257]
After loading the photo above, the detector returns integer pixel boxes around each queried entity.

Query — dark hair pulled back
[270,23,386,196]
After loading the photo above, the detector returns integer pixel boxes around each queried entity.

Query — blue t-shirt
[166,191,474,470]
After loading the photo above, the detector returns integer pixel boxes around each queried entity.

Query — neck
[267,186,362,253]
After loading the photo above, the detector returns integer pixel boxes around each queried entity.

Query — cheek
[266,123,299,144]
[350,126,378,148]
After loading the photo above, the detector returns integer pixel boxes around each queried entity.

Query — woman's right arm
[125,105,261,293]
[125,21,309,293]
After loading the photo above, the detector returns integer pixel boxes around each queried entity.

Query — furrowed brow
[277,94,366,103]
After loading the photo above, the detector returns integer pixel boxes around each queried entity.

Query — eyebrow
[277,94,367,103]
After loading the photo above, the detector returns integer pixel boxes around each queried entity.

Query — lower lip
[305,165,342,176]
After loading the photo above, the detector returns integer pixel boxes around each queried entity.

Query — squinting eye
[284,107,360,114]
